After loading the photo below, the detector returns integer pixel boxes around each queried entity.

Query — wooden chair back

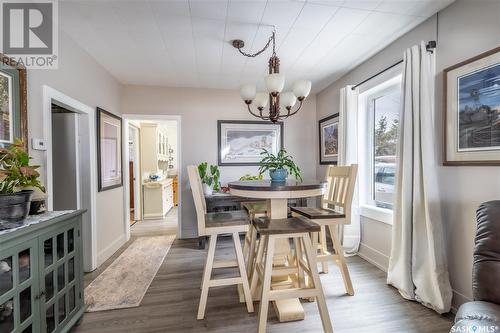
[187,165,207,236]
[322,164,358,224]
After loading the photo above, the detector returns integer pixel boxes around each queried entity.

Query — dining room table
[228,179,327,322]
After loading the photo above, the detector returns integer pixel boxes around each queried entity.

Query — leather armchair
[451,201,500,332]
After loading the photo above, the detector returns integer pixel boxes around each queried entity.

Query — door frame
[122,114,182,240]
[128,123,142,222]
[42,85,98,271]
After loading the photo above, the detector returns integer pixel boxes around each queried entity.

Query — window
[371,87,400,209]
[359,75,401,218]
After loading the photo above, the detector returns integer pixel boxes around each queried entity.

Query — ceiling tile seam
[275,1,307,52]
[237,0,269,83]
[286,5,342,72]
[217,0,230,87]
[305,8,376,76]
[187,0,201,87]
[147,0,179,85]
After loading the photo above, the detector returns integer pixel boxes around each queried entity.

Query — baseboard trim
[96,233,127,267]
[358,242,389,272]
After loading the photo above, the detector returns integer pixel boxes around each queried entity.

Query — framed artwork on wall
[217,120,284,166]
[444,46,500,166]
[97,107,123,191]
[318,113,339,165]
[0,53,27,150]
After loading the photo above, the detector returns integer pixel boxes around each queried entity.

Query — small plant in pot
[259,148,302,182]
[198,162,220,196]
[0,140,45,223]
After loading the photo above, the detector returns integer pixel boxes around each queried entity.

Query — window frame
[358,74,402,225]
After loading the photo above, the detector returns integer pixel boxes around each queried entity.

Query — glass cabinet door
[0,238,39,333]
[38,223,80,333]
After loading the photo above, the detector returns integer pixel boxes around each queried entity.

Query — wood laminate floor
[74,215,453,333]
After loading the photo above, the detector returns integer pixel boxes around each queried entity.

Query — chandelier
[233,30,311,123]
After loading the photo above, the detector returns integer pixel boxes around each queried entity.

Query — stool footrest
[209,277,243,287]
[269,288,320,301]
[212,260,238,269]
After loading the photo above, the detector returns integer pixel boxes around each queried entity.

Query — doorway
[122,115,181,240]
[43,86,98,272]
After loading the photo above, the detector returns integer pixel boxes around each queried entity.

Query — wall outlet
[32,138,47,151]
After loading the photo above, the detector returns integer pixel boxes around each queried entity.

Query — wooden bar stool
[241,201,267,275]
[187,166,254,320]
[291,164,358,296]
[251,216,333,333]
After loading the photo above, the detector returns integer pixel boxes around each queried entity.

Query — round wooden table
[228,179,327,323]
[228,179,327,220]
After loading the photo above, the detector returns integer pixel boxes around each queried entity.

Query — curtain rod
[351,40,437,91]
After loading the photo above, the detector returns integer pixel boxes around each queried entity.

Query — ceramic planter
[203,183,213,196]
[0,190,34,223]
[269,168,288,182]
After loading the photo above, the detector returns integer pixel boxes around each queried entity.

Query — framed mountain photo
[319,114,339,165]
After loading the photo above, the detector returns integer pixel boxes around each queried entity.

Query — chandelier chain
[236,31,276,58]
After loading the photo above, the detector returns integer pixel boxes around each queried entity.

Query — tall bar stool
[241,201,267,275]
[291,164,358,296]
[251,216,333,333]
[187,166,254,320]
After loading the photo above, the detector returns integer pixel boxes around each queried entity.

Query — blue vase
[269,168,288,182]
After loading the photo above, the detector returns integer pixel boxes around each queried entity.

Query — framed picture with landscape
[319,114,339,165]
[217,120,283,166]
[0,53,27,150]
[97,108,123,191]
[444,46,500,165]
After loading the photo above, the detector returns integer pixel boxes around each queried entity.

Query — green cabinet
[0,211,85,333]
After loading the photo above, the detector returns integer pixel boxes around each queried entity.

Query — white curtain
[387,42,452,313]
[338,85,360,254]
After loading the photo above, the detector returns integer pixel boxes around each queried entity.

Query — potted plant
[0,140,45,222]
[239,173,264,181]
[198,162,220,195]
[259,148,302,182]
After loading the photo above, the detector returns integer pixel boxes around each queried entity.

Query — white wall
[27,32,125,268]
[121,85,317,238]
[316,0,500,309]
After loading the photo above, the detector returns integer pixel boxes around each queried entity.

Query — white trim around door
[121,114,182,241]
[42,85,98,272]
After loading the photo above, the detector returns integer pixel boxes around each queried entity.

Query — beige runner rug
[84,235,175,312]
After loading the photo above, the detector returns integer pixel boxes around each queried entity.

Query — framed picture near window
[0,53,28,150]
[218,120,283,166]
[444,46,500,165]
[318,114,339,165]
[97,108,123,191]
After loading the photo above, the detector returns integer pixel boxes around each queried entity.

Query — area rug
[84,235,176,312]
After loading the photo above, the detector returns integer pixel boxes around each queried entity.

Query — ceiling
[60,0,454,93]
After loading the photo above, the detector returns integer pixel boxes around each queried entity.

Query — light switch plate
[31,138,47,151]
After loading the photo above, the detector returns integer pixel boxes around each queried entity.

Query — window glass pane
[58,295,66,323]
[67,229,74,253]
[0,298,14,332]
[20,287,31,323]
[69,286,76,312]
[57,233,65,259]
[22,324,32,333]
[46,304,55,333]
[45,271,54,300]
[19,249,30,283]
[44,238,53,267]
[68,258,74,283]
[0,257,13,296]
[57,265,65,292]
[373,87,400,209]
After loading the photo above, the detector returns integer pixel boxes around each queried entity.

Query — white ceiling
[60,0,454,92]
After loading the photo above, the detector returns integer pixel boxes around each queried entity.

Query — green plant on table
[258,148,302,181]
[198,162,220,192]
[0,139,46,194]
[239,173,264,181]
